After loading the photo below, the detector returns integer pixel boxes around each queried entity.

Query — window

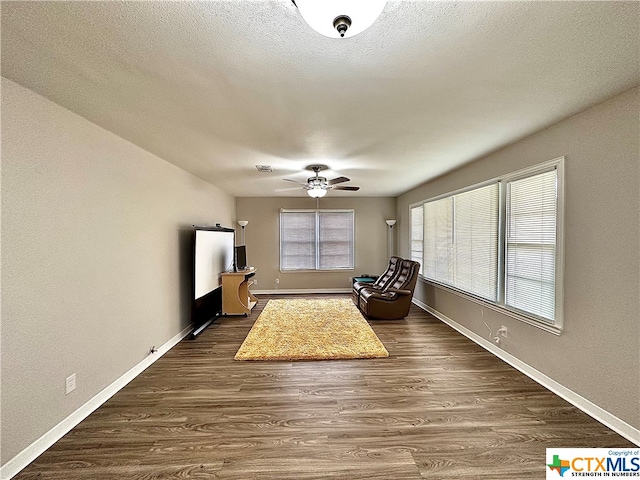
[280,209,354,271]
[422,183,499,301]
[505,170,558,321]
[410,158,564,332]
[410,206,423,274]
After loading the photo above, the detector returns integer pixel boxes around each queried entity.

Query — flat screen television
[235,245,247,271]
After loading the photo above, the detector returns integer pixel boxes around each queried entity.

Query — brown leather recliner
[352,256,402,306]
[358,259,420,320]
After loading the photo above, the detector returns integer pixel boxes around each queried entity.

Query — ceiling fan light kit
[282,164,360,197]
[308,187,327,198]
[294,0,387,39]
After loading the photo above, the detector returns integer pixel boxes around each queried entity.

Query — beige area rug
[234,298,389,361]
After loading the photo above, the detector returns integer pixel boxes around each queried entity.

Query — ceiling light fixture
[307,187,327,198]
[294,0,387,39]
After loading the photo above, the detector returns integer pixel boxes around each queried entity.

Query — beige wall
[1,79,235,464]
[236,197,396,292]
[397,87,640,429]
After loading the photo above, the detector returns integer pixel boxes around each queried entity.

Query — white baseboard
[412,298,640,446]
[0,324,193,480]
[253,288,351,295]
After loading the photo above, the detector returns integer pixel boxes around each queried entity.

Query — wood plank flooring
[14,294,635,479]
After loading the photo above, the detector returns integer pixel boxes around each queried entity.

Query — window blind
[505,169,557,321]
[279,211,316,270]
[280,210,354,271]
[423,197,454,285]
[410,205,424,273]
[423,183,499,301]
[410,158,563,330]
[454,185,499,300]
[318,211,354,270]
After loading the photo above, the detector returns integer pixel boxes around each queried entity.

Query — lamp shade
[385,219,397,226]
[295,0,387,39]
[307,187,327,198]
[237,220,249,227]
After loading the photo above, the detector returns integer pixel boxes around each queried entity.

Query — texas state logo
[547,448,640,478]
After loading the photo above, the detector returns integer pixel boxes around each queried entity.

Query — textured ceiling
[2,1,639,197]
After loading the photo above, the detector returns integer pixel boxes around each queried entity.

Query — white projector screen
[194,228,234,300]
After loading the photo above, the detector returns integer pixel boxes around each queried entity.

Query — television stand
[221,268,257,316]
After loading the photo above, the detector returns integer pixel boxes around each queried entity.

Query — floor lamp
[237,220,248,245]
[385,219,396,258]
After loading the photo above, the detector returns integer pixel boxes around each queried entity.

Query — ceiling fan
[282,165,360,198]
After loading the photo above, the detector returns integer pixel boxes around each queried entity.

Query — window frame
[410,157,565,334]
[279,208,355,272]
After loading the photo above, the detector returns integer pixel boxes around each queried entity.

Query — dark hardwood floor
[14,294,635,479]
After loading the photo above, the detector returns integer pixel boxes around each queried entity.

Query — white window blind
[280,210,354,271]
[454,185,500,300]
[318,211,354,269]
[279,211,316,270]
[410,158,563,331]
[505,169,558,321]
[423,197,454,285]
[423,184,499,301]
[410,206,424,273]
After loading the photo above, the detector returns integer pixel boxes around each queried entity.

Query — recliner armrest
[363,290,397,301]
[386,287,412,296]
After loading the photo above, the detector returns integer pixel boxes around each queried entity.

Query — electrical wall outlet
[253,279,258,285]
[497,325,508,338]
[275,278,280,284]
[65,373,76,394]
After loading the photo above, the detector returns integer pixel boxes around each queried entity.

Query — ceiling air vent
[255,165,272,172]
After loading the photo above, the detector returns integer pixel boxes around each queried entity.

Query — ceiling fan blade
[282,178,308,185]
[332,185,360,191]
[275,186,305,192]
[328,176,350,185]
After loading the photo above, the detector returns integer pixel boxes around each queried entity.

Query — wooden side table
[221,268,257,316]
